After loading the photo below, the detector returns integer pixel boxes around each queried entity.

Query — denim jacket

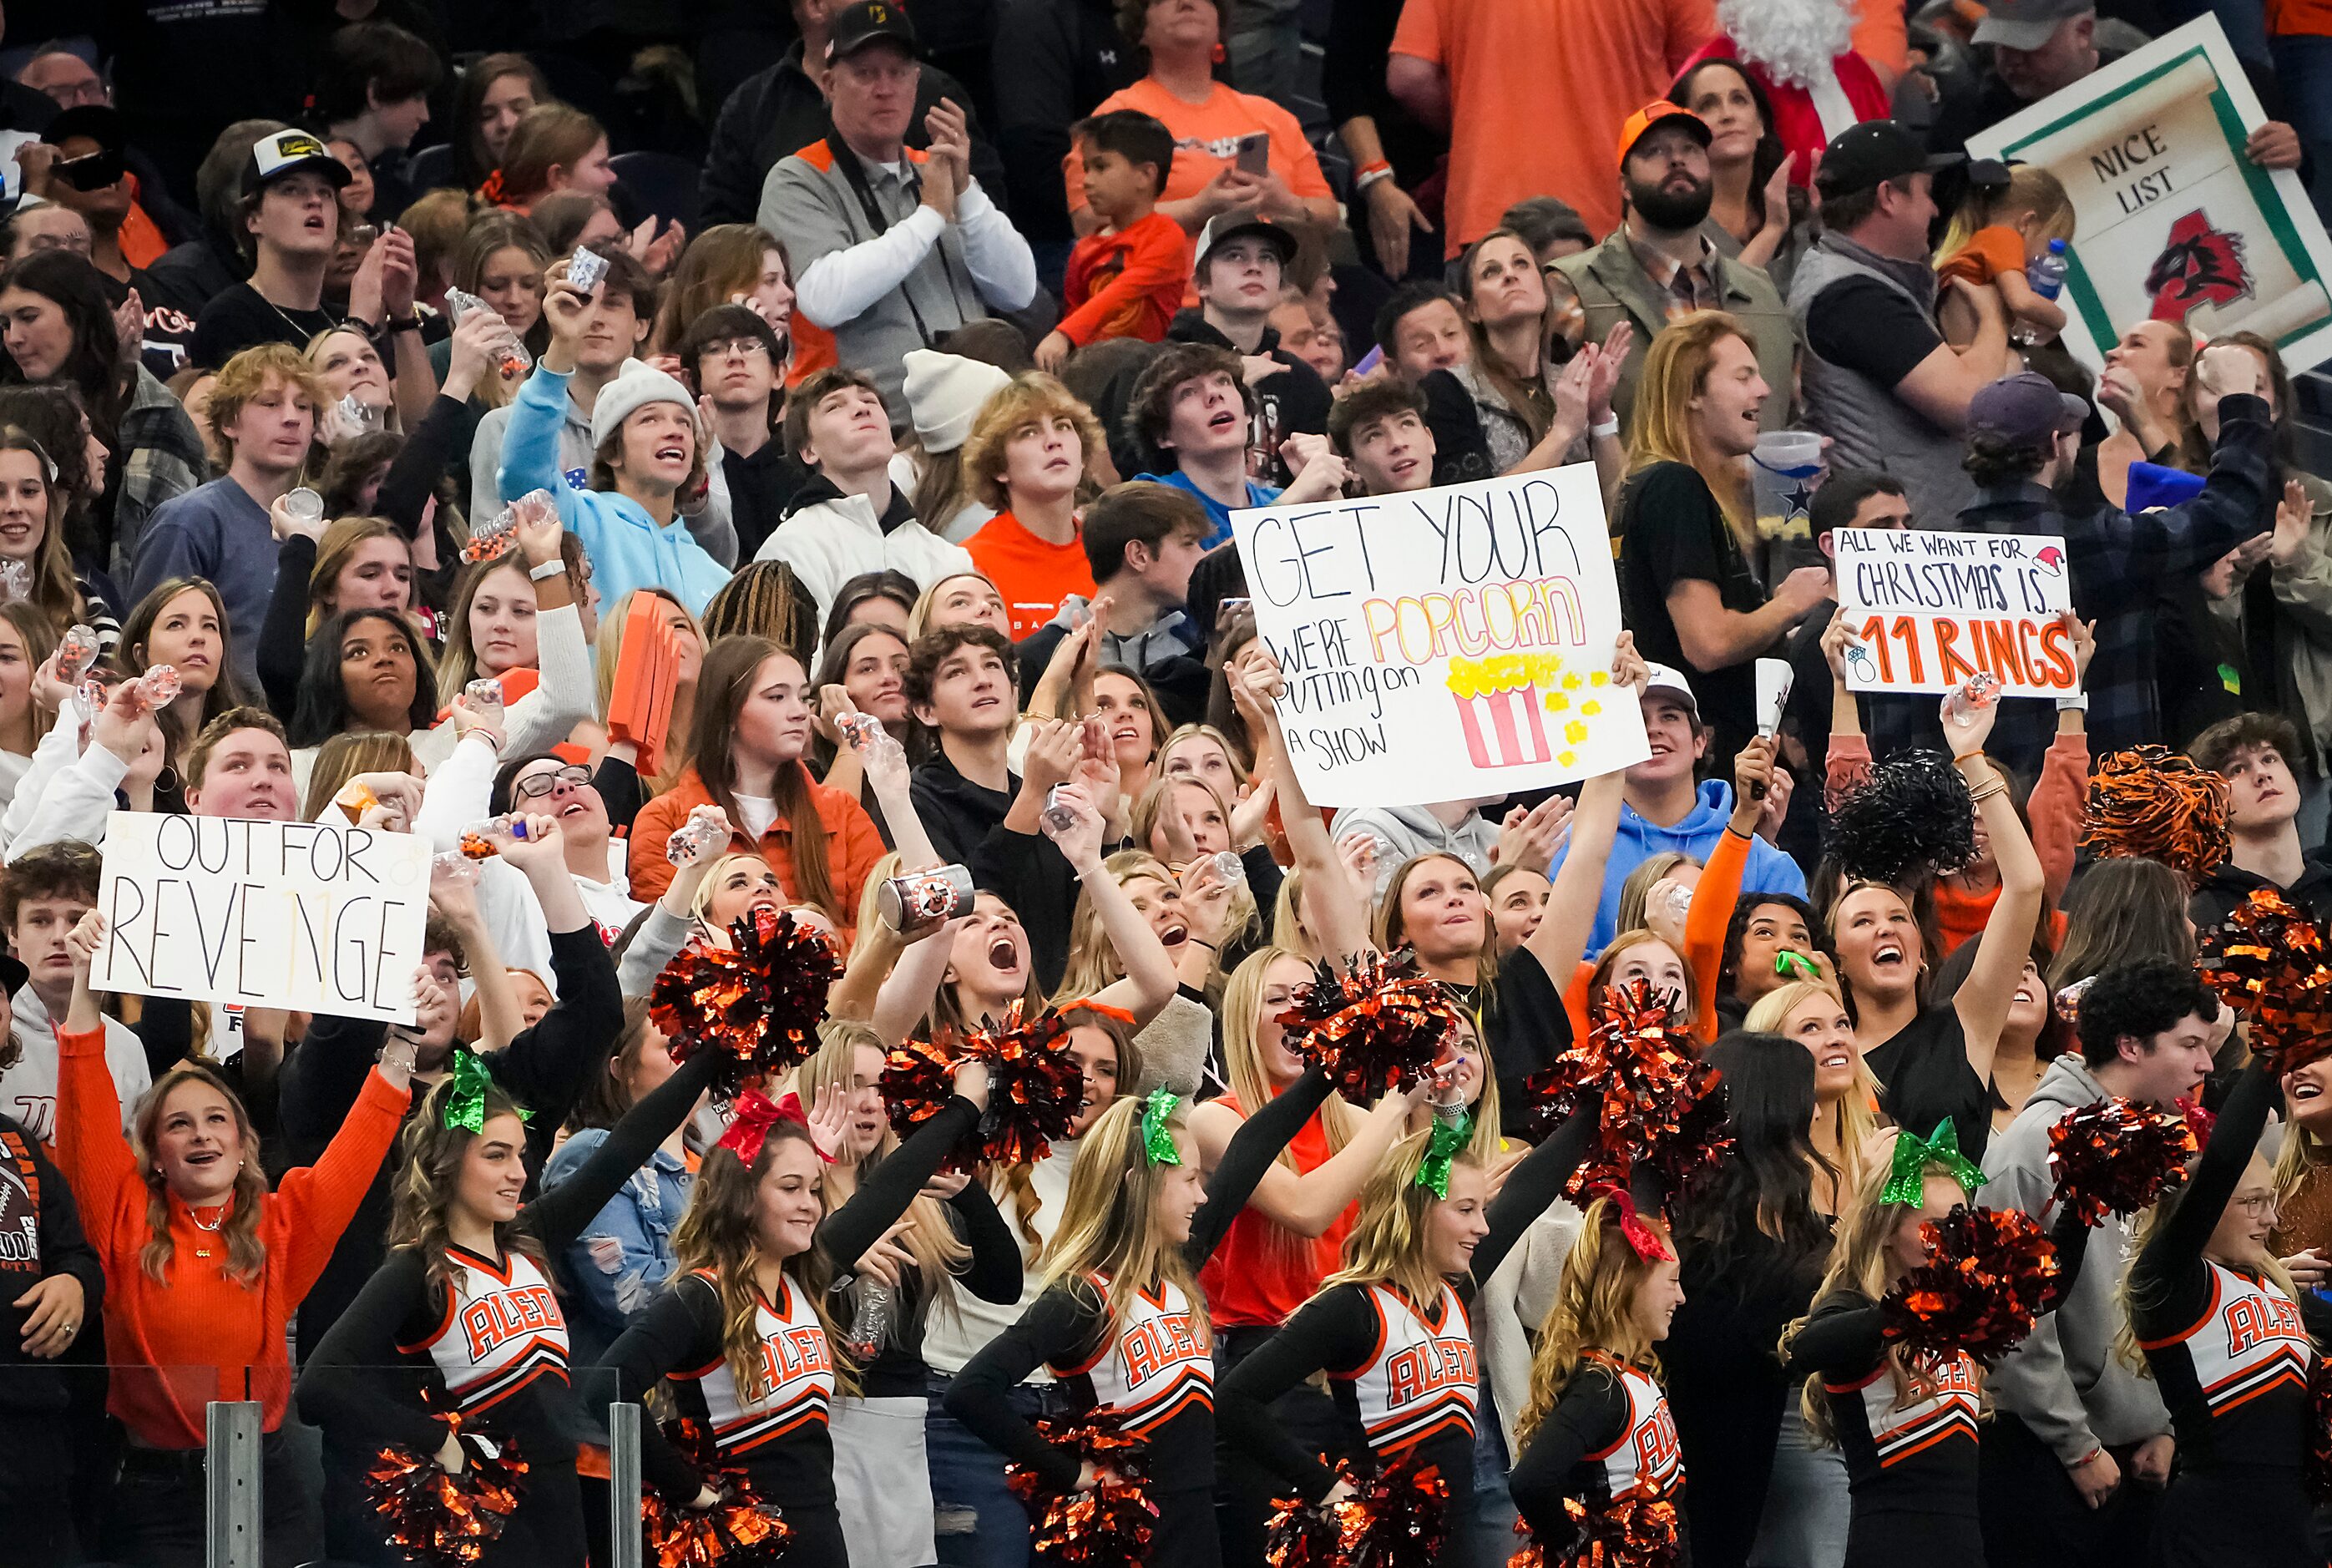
[541,1130,692,1363]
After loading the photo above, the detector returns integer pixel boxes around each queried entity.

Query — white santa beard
[1717,0,1854,89]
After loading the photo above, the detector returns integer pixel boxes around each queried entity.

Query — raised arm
[520,1044,722,1253]
[1233,652,1371,963]
[1472,1098,1601,1287]
[1045,780,1179,1025]
[2133,1064,2275,1304]
[1188,1075,1425,1238]
[1184,1065,1337,1266]
[1942,697,2046,1087]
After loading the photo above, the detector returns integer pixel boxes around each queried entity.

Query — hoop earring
[154,765,180,796]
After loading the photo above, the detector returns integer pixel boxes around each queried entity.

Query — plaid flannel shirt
[1952,392,2276,767]
[113,364,210,581]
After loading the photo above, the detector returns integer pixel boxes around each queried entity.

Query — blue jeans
[928,1373,1045,1568]
[1472,1387,1521,1568]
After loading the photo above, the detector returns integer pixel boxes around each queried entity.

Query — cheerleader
[595,1053,996,1563]
[944,1065,1338,1567]
[296,1034,726,1566]
[1506,1189,1688,1561]
[1781,1126,2092,1568]
[1215,1095,1601,1558]
[2125,1060,2314,1566]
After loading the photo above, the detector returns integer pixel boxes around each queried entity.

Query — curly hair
[1124,341,1249,460]
[959,372,1106,513]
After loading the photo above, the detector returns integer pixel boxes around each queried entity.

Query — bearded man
[1543,100,1799,430]
[1674,0,1902,177]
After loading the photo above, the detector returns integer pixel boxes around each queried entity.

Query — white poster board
[1833,527,2076,696]
[1968,14,2332,375]
[92,812,432,1024]
[1231,464,1649,807]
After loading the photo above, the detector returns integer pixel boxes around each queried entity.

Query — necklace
[190,1199,229,1258]
[255,285,338,342]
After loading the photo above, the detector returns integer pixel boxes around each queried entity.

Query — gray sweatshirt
[1978,1055,2171,1461]
[1330,802,1502,901]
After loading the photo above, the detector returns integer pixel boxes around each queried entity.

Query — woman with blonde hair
[1745,979,1883,1216]
[908,568,1011,643]
[650,223,793,358]
[1779,1127,2091,1567]
[1507,1191,1688,1555]
[53,911,413,1568]
[1616,309,1831,759]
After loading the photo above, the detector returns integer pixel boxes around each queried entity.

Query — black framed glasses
[513,763,593,800]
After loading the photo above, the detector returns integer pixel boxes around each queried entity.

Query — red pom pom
[883,1002,1087,1170]
[1506,1492,1686,1568]
[2198,888,2332,1075]
[1525,981,1731,1201]
[639,1419,792,1567]
[2047,1099,2195,1227]
[1881,1206,2059,1368]
[650,908,841,1099]
[1004,1409,1159,1565]
[1277,949,1466,1102]
[362,1415,528,1565]
[1264,1452,1449,1568]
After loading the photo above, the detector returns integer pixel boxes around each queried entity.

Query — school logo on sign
[2146,208,2253,322]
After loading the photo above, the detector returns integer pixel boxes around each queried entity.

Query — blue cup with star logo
[1750,430,1825,569]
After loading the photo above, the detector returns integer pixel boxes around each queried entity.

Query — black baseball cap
[1968,371,2090,447]
[42,104,125,154]
[243,129,352,199]
[827,0,919,63]
[1813,119,1964,200]
[0,952,24,996]
[1196,212,1297,271]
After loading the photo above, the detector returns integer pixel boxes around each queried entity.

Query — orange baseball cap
[1617,100,1710,169]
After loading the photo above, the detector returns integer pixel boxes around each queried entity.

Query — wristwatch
[2055,691,2090,712]
[528,559,566,581]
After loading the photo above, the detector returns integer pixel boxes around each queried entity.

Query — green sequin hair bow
[443,1051,534,1134]
[1881,1120,1982,1206]
[1414,1113,1474,1198]
[1140,1087,1181,1166]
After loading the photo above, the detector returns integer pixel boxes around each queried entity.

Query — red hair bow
[1591,1184,1672,1264]
[716,1089,839,1166]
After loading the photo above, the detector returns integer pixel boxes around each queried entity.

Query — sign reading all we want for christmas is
[1230,464,1649,807]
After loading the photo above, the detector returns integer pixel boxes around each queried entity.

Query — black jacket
[699,41,1009,228]
[908,746,1017,871]
[279,925,621,1348]
[988,0,1142,246]
[0,1115,102,1414]
[2189,853,2332,933]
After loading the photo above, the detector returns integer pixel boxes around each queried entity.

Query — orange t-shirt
[2269,0,2332,38]
[1393,0,1717,254]
[1060,78,1331,220]
[964,511,1095,638]
[1196,1090,1353,1328]
[1937,225,2030,288]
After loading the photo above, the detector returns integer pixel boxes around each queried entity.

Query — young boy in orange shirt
[1036,111,1190,370]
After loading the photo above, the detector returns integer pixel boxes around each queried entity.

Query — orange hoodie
[626,761,888,938]
[51,1025,407,1447]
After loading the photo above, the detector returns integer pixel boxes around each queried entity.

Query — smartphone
[1235,132,1270,176]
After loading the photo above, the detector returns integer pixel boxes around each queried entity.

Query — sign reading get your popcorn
[1231,464,1650,807]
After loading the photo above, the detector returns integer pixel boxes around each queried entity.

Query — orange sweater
[51,1025,407,1448]
[626,761,888,934]
[1564,822,1748,1044]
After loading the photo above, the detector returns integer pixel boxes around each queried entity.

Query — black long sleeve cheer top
[943,1066,1332,1494]
[1215,1102,1599,1504]
[599,1095,1001,1514]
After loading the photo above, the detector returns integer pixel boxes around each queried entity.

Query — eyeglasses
[2232,1192,2278,1215]
[513,763,593,800]
[704,338,771,362]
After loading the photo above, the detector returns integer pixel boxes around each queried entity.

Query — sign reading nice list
[92,812,431,1024]
[1834,527,2076,697]
[1231,465,1648,807]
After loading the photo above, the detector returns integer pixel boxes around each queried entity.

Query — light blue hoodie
[1545,779,1809,956]
[498,364,731,614]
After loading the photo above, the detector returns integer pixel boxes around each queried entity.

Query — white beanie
[902,349,1010,454]
[589,357,699,453]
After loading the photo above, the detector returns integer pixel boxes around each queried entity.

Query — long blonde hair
[131,1064,269,1286]
[1038,1095,1211,1352]
[1624,310,1757,548]
[994,1003,1142,1256]
[1318,1128,1477,1313]
[1219,946,1363,1267]
[1782,1154,1962,1444]
[2117,1140,2295,1373]
[1747,979,1881,1200]
[1515,1196,1671,1445]
[1935,164,2075,265]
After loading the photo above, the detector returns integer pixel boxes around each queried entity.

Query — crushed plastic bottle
[1211,849,1247,888]
[567,247,609,295]
[834,711,884,750]
[0,559,29,603]
[55,625,99,685]
[133,665,181,706]
[664,808,729,867]
[1942,670,2003,728]
[464,677,505,710]
[443,287,534,377]
[429,850,481,888]
[843,1282,892,1359]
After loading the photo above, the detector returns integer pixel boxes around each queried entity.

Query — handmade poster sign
[92,812,432,1024]
[1231,464,1648,806]
[1833,527,2077,697]
[1969,14,2332,375]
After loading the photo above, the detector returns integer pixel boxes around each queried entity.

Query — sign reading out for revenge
[1834,528,2076,698]
[92,812,432,1024]
[1231,465,1649,807]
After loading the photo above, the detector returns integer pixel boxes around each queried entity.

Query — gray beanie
[589,357,699,453]
[902,349,1010,453]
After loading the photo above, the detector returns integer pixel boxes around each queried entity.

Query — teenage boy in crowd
[0,847,141,1144]
[471,244,643,508]
[1544,662,1808,954]
[907,624,1027,867]
[312,22,441,222]
[1979,955,2211,1568]
[761,1,1037,421]
[1327,380,1435,496]
[1165,213,1329,485]
[1035,109,1189,371]
[1370,280,1500,486]
[754,366,974,623]
[129,342,319,685]
[961,377,1104,636]
[680,302,795,559]
[501,260,734,611]
[1016,481,1214,726]
[1125,343,1346,549]
[2188,712,2332,927]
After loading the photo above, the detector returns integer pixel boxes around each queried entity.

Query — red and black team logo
[2145,209,2252,324]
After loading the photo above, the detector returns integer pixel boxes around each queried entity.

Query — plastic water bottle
[845,1282,893,1359]
[1942,670,2003,729]
[2015,239,2069,346]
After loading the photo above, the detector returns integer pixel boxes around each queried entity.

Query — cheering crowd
[2,0,2332,1565]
